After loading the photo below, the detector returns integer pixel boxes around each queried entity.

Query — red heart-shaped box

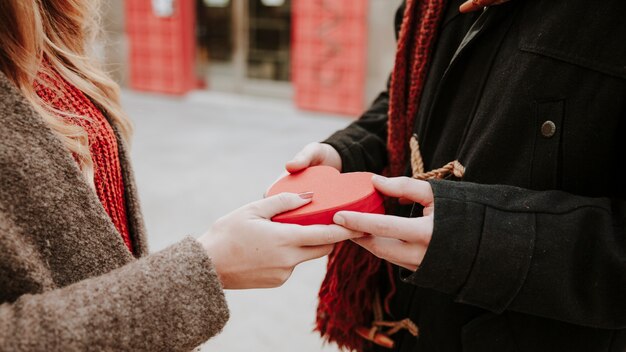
[266,166,385,225]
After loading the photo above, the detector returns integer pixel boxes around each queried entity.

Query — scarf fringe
[316,242,383,351]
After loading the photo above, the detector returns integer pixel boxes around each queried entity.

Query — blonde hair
[0,0,132,184]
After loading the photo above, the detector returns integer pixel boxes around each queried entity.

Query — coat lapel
[0,72,143,285]
[114,129,149,256]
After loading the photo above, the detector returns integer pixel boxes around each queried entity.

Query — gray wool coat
[0,71,229,351]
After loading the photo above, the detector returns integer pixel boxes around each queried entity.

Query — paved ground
[122,90,354,352]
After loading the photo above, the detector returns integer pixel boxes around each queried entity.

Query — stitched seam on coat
[436,196,614,216]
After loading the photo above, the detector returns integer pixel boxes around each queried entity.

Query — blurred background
[99,0,401,351]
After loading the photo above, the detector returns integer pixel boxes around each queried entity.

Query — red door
[292,0,368,116]
[126,0,196,95]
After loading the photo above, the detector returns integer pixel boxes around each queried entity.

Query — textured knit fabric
[34,68,133,253]
[0,71,229,351]
[315,1,447,351]
[387,0,446,178]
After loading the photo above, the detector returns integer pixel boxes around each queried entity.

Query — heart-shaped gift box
[266,166,385,225]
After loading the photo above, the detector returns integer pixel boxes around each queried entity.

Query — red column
[292,0,368,116]
[126,0,196,95]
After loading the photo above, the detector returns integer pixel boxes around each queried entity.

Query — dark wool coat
[324,0,626,351]
[0,72,229,351]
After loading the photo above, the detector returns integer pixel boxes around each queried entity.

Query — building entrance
[196,0,292,97]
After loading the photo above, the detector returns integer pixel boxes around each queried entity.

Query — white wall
[365,0,403,106]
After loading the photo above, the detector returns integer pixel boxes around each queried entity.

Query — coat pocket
[517,0,626,79]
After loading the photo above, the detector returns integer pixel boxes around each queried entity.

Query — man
[287,0,626,351]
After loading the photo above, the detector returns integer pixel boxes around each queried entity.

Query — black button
[541,120,556,138]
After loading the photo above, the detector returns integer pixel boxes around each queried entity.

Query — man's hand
[333,176,434,272]
[285,142,342,174]
[460,0,512,13]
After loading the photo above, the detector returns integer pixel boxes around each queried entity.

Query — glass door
[247,0,291,82]
[196,0,292,97]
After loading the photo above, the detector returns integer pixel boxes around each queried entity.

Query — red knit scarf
[315,1,446,350]
[34,68,134,254]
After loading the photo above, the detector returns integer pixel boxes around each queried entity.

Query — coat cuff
[143,237,230,345]
[402,180,536,313]
[323,128,388,173]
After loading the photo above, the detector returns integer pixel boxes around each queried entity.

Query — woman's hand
[459,0,512,13]
[285,142,342,173]
[333,176,434,272]
[197,193,362,289]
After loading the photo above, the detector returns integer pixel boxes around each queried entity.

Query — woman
[288,0,626,351]
[0,1,360,351]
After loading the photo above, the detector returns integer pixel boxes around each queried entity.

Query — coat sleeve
[0,235,230,352]
[323,84,390,174]
[402,179,626,329]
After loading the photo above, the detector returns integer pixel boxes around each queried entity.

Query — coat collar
[0,71,147,284]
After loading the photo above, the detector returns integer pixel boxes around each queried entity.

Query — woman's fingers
[351,236,422,271]
[334,211,431,243]
[372,176,433,206]
[247,192,313,219]
[296,244,336,264]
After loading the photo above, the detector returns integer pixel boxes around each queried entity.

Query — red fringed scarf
[315,1,447,350]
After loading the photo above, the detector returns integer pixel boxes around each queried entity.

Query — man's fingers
[372,176,433,206]
[284,224,364,246]
[459,0,484,13]
[351,236,421,271]
[285,157,310,174]
[334,211,431,242]
[460,0,510,13]
[285,143,323,173]
[248,192,312,219]
[286,143,342,173]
